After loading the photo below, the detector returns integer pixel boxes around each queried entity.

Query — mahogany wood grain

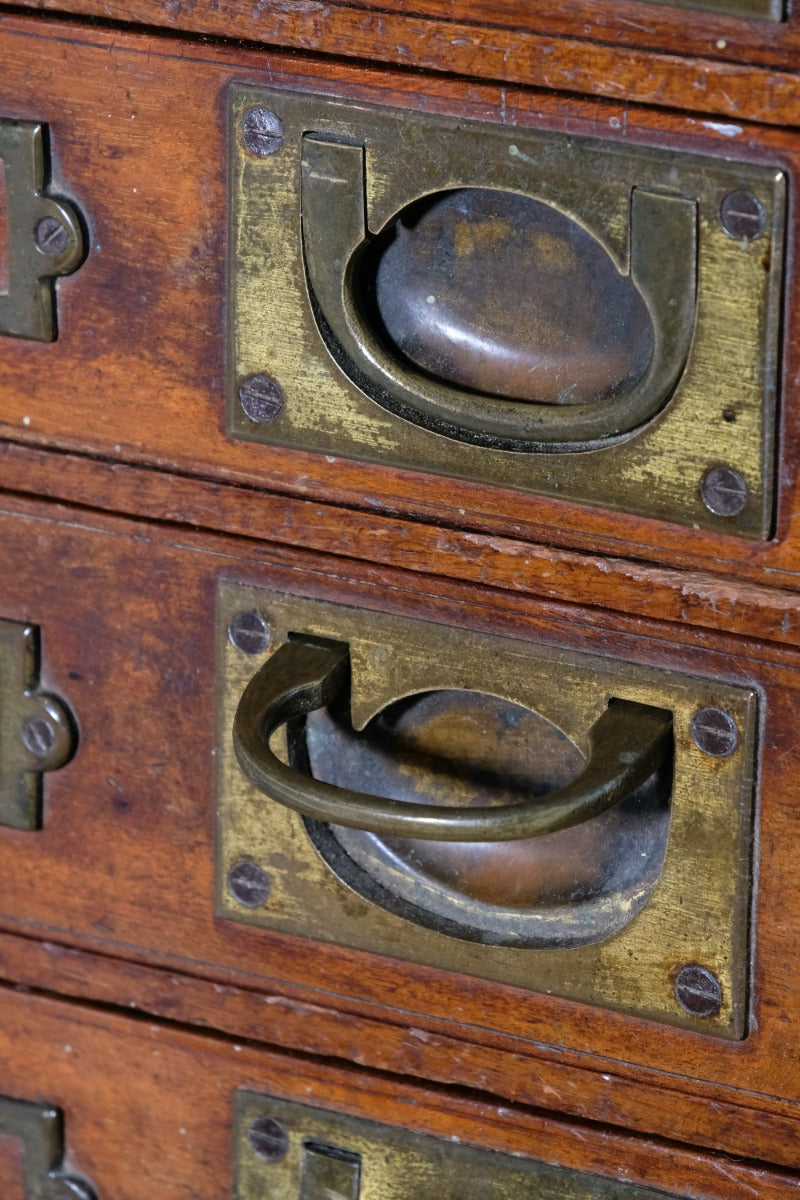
[5,0,800,119]
[0,493,799,1158]
[2,986,799,1199]
[2,928,800,1170]
[8,441,800,650]
[1,17,800,584]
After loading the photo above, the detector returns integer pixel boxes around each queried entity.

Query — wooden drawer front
[3,18,800,580]
[1,494,800,1153]
[0,986,797,1200]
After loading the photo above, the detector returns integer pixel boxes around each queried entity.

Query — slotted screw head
[228,610,270,655]
[720,189,766,241]
[241,107,284,157]
[690,706,739,758]
[674,964,722,1018]
[239,374,284,425]
[227,861,271,908]
[247,1115,289,1162]
[35,215,70,255]
[700,466,748,518]
[21,714,57,757]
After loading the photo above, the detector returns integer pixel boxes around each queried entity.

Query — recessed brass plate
[228,86,784,538]
[216,581,756,1038]
[235,1090,679,1199]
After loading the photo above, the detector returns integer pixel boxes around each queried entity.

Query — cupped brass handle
[300,135,698,452]
[232,636,673,842]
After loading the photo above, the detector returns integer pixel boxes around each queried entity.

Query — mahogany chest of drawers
[1,2,800,1196]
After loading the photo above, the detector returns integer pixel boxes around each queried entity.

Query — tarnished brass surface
[371,189,656,405]
[0,1093,97,1199]
[233,636,673,840]
[0,119,84,342]
[217,582,756,1037]
[229,86,784,536]
[235,1091,680,1199]
[0,621,76,830]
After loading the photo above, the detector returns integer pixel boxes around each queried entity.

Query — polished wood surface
[5,1,800,119]
[1,984,797,1199]
[0,16,799,582]
[0,492,797,1162]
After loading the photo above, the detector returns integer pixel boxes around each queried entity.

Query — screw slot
[228,610,270,656]
[34,215,70,255]
[21,714,57,757]
[227,861,271,909]
[247,1115,290,1162]
[690,707,739,758]
[239,374,285,425]
[720,189,766,242]
[674,963,722,1018]
[241,107,284,158]
[700,465,748,518]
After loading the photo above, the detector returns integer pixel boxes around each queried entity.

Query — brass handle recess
[233,636,673,842]
[301,135,697,451]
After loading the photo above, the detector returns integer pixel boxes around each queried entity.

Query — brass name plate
[216,581,757,1038]
[228,86,785,538]
[235,1091,681,1199]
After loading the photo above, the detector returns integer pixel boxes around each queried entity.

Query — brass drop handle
[233,636,673,842]
[300,135,698,451]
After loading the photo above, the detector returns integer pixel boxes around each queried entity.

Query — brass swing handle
[300,134,698,451]
[232,637,673,843]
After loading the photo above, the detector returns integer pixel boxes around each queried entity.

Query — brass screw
[35,215,70,255]
[674,964,722,1017]
[21,715,57,757]
[690,707,739,758]
[700,466,748,518]
[238,374,285,425]
[247,1115,290,1162]
[227,861,271,909]
[720,189,766,241]
[228,610,270,655]
[241,107,284,158]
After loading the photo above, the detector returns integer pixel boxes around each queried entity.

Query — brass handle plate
[228,85,785,538]
[0,118,84,342]
[0,620,76,830]
[0,1093,96,1199]
[216,581,757,1038]
[235,1090,681,1199]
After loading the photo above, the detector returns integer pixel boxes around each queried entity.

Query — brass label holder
[0,118,84,342]
[0,620,76,830]
[216,581,757,1038]
[235,1090,681,1198]
[228,85,785,538]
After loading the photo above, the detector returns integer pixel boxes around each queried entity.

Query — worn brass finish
[0,621,76,829]
[301,142,697,449]
[229,86,784,537]
[0,1093,97,1199]
[0,118,84,342]
[217,582,756,1037]
[233,636,673,840]
[236,1091,680,1199]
